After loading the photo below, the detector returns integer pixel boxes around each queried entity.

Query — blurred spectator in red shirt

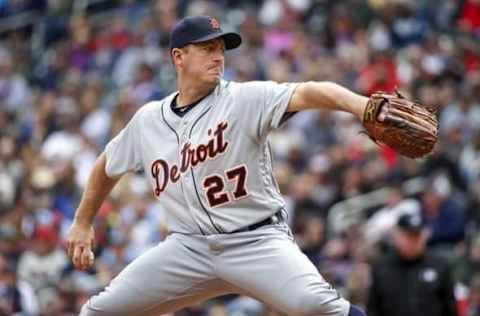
[357,51,400,95]
[459,0,480,35]
[468,274,480,316]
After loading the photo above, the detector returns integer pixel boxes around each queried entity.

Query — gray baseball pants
[80,223,349,316]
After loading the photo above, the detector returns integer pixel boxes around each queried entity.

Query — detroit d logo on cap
[209,17,220,29]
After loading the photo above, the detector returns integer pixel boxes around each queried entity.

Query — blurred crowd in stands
[1,0,480,315]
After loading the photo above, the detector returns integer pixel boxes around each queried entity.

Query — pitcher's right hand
[67,221,95,271]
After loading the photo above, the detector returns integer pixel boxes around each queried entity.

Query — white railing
[326,177,426,236]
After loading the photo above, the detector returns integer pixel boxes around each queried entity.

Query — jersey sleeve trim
[104,102,160,177]
[270,83,300,129]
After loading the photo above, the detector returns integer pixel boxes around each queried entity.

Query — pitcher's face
[173,38,225,88]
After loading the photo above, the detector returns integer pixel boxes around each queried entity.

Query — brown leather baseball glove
[362,91,438,159]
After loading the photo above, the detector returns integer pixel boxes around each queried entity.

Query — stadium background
[0,0,479,315]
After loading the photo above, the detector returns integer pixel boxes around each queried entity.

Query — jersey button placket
[181,123,189,141]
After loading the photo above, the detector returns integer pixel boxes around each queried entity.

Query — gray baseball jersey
[105,80,296,234]
[81,80,350,316]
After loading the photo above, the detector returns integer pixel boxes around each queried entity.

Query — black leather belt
[232,210,284,233]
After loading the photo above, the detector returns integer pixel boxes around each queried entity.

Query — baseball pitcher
[67,16,437,316]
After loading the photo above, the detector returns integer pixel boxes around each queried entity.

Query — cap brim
[190,32,242,50]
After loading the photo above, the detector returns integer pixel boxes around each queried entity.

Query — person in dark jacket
[367,212,458,316]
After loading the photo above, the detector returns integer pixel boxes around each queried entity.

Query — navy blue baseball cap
[170,16,242,50]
